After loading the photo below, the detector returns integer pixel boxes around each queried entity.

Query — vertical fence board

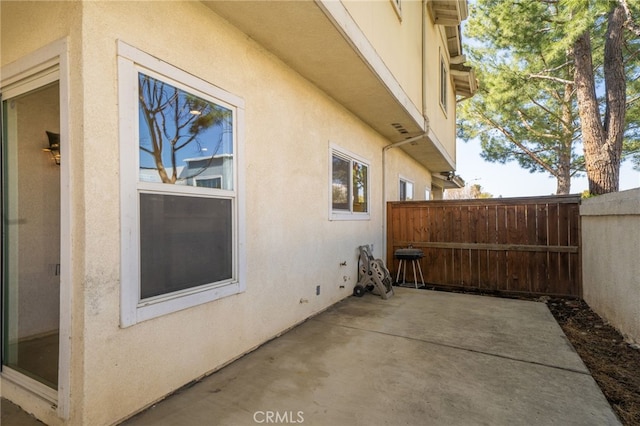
[475,206,488,289]
[486,205,499,289]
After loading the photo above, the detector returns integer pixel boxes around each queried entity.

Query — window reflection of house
[139,167,186,184]
[180,154,233,190]
[138,154,234,190]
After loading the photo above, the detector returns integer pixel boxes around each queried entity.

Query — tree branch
[479,114,558,176]
[535,60,575,76]
[528,95,567,126]
[628,94,640,107]
[619,0,640,37]
[516,109,562,139]
[528,73,575,85]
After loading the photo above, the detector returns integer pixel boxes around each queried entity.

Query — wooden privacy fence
[386,195,582,297]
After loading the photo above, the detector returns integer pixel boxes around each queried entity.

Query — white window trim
[399,176,414,201]
[117,40,246,327]
[329,143,371,221]
[0,37,72,420]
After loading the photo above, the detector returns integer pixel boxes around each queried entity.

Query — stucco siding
[342,0,457,168]
[342,0,423,114]
[423,21,456,161]
[0,1,81,67]
[78,2,427,425]
[581,189,640,346]
[385,149,433,201]
[1,2,440,425]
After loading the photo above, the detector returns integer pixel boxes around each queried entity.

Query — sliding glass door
[2,80,61,390]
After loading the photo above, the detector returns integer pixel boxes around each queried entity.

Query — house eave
[203,0,455,172]
[451,63,478,98]
[432,173,465,189]
[428,0,469,27]
[396,131,457,174]
[445,25,463,58]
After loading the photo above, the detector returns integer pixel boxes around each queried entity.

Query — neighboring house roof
[182,154,233,163]
[139,166,186,184]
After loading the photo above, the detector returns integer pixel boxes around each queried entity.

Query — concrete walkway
[121,288,619,426]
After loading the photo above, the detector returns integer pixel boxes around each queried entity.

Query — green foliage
[139,75,231,184]
[625,58,640,168]
[459,0,640,193]
[186,96,230,135]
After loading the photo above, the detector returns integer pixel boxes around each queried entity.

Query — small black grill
[394,248,425,288]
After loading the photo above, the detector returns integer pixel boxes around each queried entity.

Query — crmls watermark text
[253,411,304,424]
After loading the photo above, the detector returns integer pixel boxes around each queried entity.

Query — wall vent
[391,123,409,134]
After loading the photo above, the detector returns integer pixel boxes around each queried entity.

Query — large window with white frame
[118,41,245,327]
[330,145,370,220]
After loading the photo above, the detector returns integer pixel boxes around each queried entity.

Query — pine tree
[459,0,640,195]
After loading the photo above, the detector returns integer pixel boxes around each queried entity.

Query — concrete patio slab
[1,398,43,425]
[320,289,589,373]
[121,288,619,426]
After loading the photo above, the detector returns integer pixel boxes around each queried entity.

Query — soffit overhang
[451,62,478,98]
[432,173,465,189]
[398,129,457,175]
[428,0,469,27]
[445,25,462,58]
[203,0,456,172]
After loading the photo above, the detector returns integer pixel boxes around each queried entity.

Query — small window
[194,176,222,189]
[425,187,431,200]
[440,54,448,113]
[330,146,370,220]
[399,178,414,201]
[118,41,245,326]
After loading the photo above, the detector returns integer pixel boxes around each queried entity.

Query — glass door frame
[0,38,71,420]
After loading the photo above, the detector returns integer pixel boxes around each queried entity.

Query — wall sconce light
[44,131,61,165]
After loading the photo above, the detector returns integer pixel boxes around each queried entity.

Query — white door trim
[0,37,71,420]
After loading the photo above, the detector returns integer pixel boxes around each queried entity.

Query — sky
[138,73,233,174]
[454,138,640,198]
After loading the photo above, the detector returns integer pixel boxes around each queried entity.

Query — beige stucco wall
[424,21,457,163]
[2,1,441,425]
[343,0,423,113]
[0,1,81,67]
[1,3,86,425]
[343,0,458,169]
[81,2,388,424]
[581,188,640,345]
[385,149,432,201]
